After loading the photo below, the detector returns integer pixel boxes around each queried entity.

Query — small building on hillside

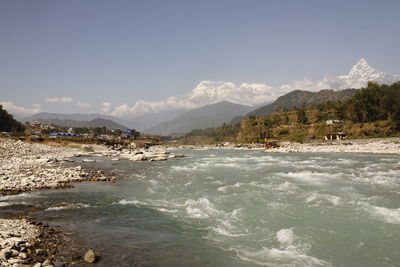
[326,119,343,125]
[324,132,347,140]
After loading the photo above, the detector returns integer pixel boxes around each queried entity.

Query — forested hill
[231,88,357,124]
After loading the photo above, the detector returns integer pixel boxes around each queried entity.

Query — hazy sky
[1,0,399,117]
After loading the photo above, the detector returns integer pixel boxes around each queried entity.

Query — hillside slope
[231,89,357,123]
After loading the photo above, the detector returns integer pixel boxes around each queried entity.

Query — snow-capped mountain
[316,58,400,90]
[99,58,400,117]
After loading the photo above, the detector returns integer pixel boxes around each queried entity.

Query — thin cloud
[76,102,91,108]
[44,97,91,108]
[45,97,74,103]
[100,102,112,114]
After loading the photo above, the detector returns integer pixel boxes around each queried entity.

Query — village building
[324,132,347,140]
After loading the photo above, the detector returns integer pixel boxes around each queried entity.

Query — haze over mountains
[10,59,400,135]
[145,101,252,136]
[21,111,189,132]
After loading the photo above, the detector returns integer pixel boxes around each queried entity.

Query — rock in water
[84,249,98,263]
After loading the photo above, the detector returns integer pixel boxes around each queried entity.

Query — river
[1,149,400,266]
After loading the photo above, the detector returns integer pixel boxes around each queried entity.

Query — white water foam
[212,226,245,237]
[170,165,199,171]
[184,198,221,219]
[232,246,330,267]
[45,203,90,211]
[278,172,333,185]
[229,227,330,266]
[155,207,178,213]
[46,203,90,211]
[276,228,295,246]
[361,202,400,224]
[117,199,146,206]
[277,181,301,193]
[0,192,39,201]
[306,193,341,206]
[210,208,245,238]
[217,182,245,192]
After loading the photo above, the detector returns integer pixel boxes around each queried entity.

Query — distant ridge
[20,111,186,132]
[35,117,128,130]
[145,101,252,136]
[24,112,127,124]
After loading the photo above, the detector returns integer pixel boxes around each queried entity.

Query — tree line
[309,81,400,129]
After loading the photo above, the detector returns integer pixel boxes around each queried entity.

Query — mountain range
[11,58,400,135]
[99,58,400,117]
[145,101,252,136]
[21,111,188,132]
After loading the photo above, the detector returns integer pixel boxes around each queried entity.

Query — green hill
[231,88,357,124]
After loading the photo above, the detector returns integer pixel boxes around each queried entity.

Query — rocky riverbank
[0,139,115,194]
[0,138,184,266]
[0,217,96,267]
[168,137,400,154]
[0,139,184,194]
[266,137,400,154]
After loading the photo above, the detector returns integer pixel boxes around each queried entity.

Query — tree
[284,113,290,124]
[335,102,346,120]
[0,105,25,132]
[296,104,308,124]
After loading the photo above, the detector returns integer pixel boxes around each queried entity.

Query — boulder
[129,154,146,161]
[82,159,95,163]
[153,156,167,161]
[84,249,98,263]
[42,258,52,266]
[82,145,94,152]
[0,249,12,260]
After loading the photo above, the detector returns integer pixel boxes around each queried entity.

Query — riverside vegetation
[179,81,400,144]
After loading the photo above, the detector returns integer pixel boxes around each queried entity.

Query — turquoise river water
[1,149,400,266]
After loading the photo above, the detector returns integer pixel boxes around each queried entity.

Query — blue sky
[1,0,399,117]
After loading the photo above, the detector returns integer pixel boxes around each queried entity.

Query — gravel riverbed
[266,137,400,154]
